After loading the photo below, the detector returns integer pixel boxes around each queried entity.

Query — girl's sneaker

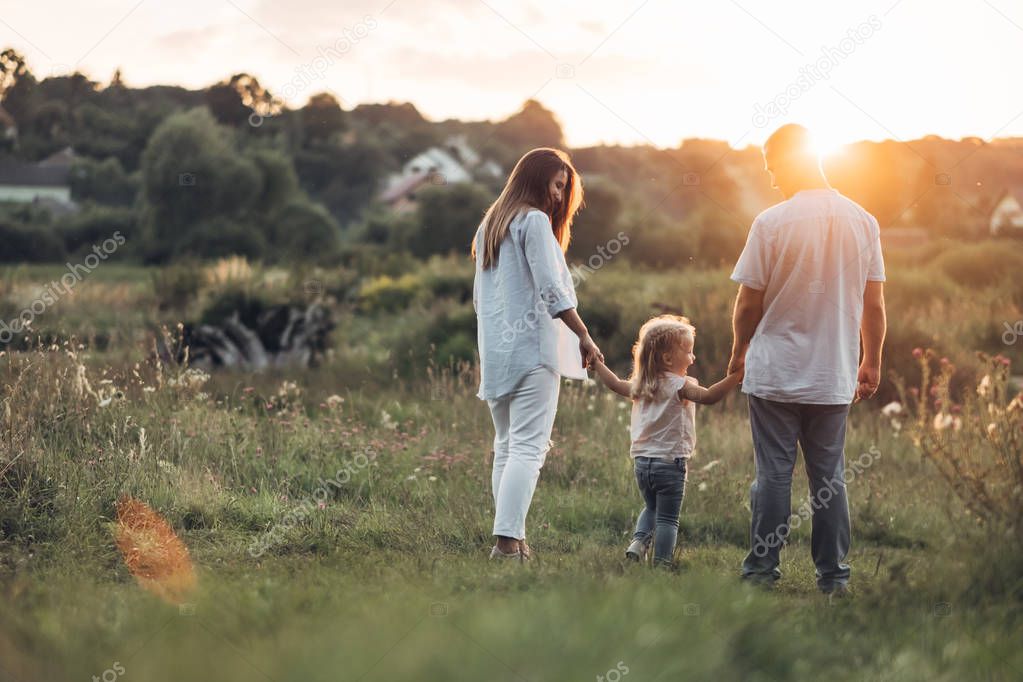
[625,537,651,561]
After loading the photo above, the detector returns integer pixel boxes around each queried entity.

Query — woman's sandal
[489,545,523,561]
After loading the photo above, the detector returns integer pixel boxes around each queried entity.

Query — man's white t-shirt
[730,188,885,405]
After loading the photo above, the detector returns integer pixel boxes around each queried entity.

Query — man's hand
[856,362,880,401]
[579,334,603,369]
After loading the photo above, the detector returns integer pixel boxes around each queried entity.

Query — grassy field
[1,256,1022,681]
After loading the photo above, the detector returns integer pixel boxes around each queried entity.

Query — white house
[380,135,505,212]
[989,186,1023,236]
[402,147,471,184]
[0,146,76,206]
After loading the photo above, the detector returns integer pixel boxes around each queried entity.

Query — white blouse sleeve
[520,211,577,317]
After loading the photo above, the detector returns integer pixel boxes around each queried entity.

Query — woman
[472,147,603,561]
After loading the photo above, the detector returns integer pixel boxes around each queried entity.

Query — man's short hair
[764,124,818,165]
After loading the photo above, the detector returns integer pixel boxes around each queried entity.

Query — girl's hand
[579,334,603,369]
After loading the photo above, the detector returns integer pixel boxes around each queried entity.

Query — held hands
[727,345,747,377]
[579,334,604,370]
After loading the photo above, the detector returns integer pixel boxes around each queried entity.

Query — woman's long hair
[630,315,695,402]
[472,148,583,269]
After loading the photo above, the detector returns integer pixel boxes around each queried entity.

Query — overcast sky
[3,0,1022,149]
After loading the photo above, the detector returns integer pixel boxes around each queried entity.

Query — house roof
[379,171,433,204]
[39,146,75,168]
[0,156,72,187]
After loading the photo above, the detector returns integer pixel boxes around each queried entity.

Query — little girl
[592,315,743,566]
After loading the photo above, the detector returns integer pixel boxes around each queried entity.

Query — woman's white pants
[487,366,561,540]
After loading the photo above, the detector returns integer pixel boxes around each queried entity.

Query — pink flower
[912,348,924,359]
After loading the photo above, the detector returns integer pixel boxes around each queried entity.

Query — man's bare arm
[857,280,886,400]
[728,285,765,374]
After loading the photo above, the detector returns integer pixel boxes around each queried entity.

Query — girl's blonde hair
[471,147,583,269]
[630,315,696,401]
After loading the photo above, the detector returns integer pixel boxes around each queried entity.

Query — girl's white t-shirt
[630,372,697,460]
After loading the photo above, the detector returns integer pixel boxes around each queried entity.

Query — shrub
[265,200,340,264]
[151,261,205,311]
[356,273,422,314]
[0,218,65,262]
[57,204,141,260]
[931,242,1023,288]
[899,350,1023,542]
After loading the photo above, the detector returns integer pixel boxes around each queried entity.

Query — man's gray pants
[741,395,852,591]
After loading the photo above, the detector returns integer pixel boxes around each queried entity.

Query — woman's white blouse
[473,209,586,400]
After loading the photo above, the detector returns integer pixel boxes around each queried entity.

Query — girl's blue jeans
[633,456,688,565]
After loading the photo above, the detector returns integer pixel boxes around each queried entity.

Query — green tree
[300,92,346,144]
[567,182,624,260]
[69,157,138,205]
[265,200,340,263]
[494,99,564,155]
[401,183,491,258]
[139,108,262,259]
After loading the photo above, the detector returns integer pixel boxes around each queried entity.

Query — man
[728,124,887,594]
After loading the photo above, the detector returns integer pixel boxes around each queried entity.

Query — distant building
[403,147,472,184]
[0,146,77,210]
[378,170,448,215]
[989,185,1023,236]
[379,136,501,212]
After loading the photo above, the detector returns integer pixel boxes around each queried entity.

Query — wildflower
[143,386,156,393]
[881,401,903,417]
[697,482,708,492]
[891,419,902,433]
[987,423,997,436]
[912,348,924,359]
[932,413,954,431]
[977,375,992,398]
[326,394,344,409]
[699,459,721,472]
[428,475,437,482]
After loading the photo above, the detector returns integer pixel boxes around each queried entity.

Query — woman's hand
[579,334,603,369]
